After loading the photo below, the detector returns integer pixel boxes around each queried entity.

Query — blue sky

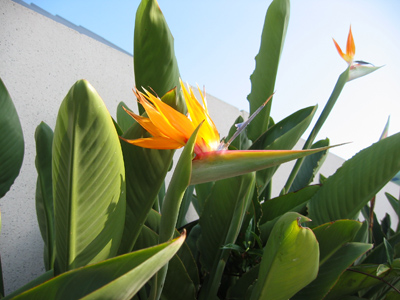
[24,0,400,160]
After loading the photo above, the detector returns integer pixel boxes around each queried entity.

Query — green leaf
[250,212,319,300]
[12,234,185,300]
[293,220,371,300]
[134,0,184,114]
[386,193,400,232]
[193,181,214,216]
[0,77,24,198]
[134,209,199,299]
[289,138,329,192]
[247,0,290,141]
[52,80,126,274]
[198,173,255,300]
[117,126,174,254]
[258,185,319,243]
[133,225,197,300]
[313,220,363,264]
[152,124,201,300]
[308,132,400,227]
[176,185,195,229]
[34,122,55,271]
[159,123,200,243]
[325,262,399,300]
[139,209,200,292]
[260,185,319,225]
[361,231,400,265]
[384,238,394,265]
[226,265,260,300]
[116,101,135,133]
[293,243,372,300]
[251,106,317,151]
[191,146,333,185]
[251,106,317,193]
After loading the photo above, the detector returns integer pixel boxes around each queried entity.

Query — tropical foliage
[1,0,399,299]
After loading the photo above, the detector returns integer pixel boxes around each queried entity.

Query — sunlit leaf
[191,146,333,185]
[247,0,290,141]
[12,234,185,300]
[134,0,184,114]
[250,212,319,300]
[308,132,400,227]
[52,80,126,274]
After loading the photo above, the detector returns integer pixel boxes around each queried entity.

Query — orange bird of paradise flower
[333,26,355,65]
[121,80,333,184]
[332,26,381,81]
[121,80,221,157]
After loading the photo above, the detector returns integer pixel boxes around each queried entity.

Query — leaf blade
[0,77,24,198]
[52,80,126,273]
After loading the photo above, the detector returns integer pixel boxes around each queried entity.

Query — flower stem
[283,67,350,193]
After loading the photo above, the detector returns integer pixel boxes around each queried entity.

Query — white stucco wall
[0,0,398,295]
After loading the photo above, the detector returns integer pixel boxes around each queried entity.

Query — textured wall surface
[0,0,398,295]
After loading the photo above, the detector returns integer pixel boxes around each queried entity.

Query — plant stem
[283,67,350,193]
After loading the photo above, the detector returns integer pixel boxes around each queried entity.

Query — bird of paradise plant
[0,0,399,299]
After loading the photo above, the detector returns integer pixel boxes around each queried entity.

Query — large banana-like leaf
[308,132,400,227]
[289,138,329,192]
[134,225,197,300]
[261,185,319,224]
[198,172,255,300]
[191,146,333,185]
[292,220,372,300]
[250,106,317,193]
[34,122,55,271]
[0,77,24,198]
[52,80,126,274]
[250,212,319,300]
[117,87,179,254]
[11,233,185,300]
[117,127,174,254]
[293,244,373,300]
[325,260,400,300]
[134,0,185,114]
[138,209,200,294]
[246,0,290,141]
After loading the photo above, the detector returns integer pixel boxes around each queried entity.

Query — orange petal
[142,89,195,139]
[136,91,186,143]
[122,107,164,137]
[180,80,220,150]
[121,136,185,149]
[346,26,355,59]
[333,38,345,60]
